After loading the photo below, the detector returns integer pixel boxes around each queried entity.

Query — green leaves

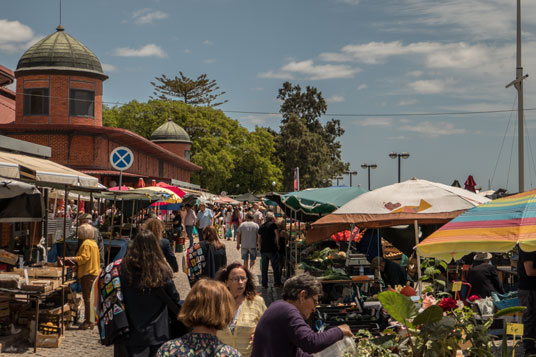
[413,305,443,326]
[103,100,282,193]
[378,291,418,327]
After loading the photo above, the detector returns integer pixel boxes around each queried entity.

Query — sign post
[108,147,134,264]
[110,147,134,188]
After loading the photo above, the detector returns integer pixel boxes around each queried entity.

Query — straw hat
[473,252,492,261]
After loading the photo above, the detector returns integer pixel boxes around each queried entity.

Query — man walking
[196,202,213,241]
[258,212,282,288]
[236,212,259,269]
[518,247,536,356]
[184,204,196,247]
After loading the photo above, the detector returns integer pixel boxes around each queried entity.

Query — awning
[0,151,99,188]
[0,178,43,222]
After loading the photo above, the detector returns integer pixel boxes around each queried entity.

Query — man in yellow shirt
[64,223,100,330]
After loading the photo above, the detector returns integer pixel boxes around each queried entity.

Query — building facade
[0,25,201,187]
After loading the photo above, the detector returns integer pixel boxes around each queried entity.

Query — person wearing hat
[79,212,105,268]
[466,252,503,298]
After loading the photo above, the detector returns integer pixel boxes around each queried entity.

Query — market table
[320,277,376,307]
[0,279,76,352]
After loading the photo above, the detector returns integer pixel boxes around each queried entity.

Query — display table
[0,280,76,352]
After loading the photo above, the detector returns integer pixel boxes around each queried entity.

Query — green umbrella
[281,186,367,217]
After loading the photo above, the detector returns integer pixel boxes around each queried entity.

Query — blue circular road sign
[110,147,134,171]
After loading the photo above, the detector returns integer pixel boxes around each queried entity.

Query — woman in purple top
[251,274,353,357]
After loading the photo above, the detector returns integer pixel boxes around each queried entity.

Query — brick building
[0,25,201,187]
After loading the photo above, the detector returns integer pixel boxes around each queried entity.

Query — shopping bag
[226,227,232,238]
[314,336,356,357]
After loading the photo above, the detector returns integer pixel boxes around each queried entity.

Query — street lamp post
[389,152,410,183]
[334,176,344,186]
[343,170,358,187]
[360,164,377,190]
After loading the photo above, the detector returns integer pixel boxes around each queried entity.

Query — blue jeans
[198,227,206,241]
[185,225,194,247]
[261,252,281,287]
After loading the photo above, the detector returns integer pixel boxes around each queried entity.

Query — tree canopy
[275,81,348,190]
[151,72,228,107]
[103,100,281,194]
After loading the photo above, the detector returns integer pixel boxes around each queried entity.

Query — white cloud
[327,95,345,103]
[400,0,536,41]
[356,117,393,127]
[101,63,117,72]
[132,9,168,25]
[259,60,360,80]
[400,121,466,137]
[357,84,367,90]
[113,44,167,58]
[408,79,452,94]
[0,19,41,54]
[184,49,191,54]
[238,114,280,126]
[203,59,215,64]
[407,70,423,77]
[339,0,360,5]
[399,99,418,106]
[203,40,213,46]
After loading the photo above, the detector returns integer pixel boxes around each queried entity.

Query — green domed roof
[150,119,191,143]
[16,25,107,79]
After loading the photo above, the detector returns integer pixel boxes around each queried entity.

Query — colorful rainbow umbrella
[417,189,536,261]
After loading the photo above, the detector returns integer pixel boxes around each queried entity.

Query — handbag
[156,288,190,339]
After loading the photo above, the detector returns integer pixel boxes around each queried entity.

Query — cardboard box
[36,333,63,348]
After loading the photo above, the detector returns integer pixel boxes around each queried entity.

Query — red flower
[439,297,458,312]
[468,295,480,302]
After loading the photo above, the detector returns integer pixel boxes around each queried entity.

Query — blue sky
[3,0,536,193]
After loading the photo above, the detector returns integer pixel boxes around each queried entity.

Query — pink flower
[468,295,480,302]
[439,297,458,312]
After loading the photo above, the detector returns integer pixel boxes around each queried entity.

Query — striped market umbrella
[417,188,536,261]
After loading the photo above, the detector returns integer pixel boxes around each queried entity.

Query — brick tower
[14,25,108,126]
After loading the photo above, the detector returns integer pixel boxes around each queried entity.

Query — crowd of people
[59,199,356,357]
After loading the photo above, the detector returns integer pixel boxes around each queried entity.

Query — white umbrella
[306,178,490,292]
[307,178,489,243]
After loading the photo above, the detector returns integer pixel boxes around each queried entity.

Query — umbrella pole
[414,220,422,295]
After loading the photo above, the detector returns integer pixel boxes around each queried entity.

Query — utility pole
[506,0,528,193]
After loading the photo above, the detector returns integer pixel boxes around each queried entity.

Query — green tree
[151,72,228,107]
[275,82,348,190]
[103,100,281,193]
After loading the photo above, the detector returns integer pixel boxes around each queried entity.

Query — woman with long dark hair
[143,218,179,272]
[200,226,227,279]
[114,230,181,357]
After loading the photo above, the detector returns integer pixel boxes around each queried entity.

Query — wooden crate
[0,250,17,265]
[36,333,63,348]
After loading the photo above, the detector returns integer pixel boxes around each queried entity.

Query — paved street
[7,238,277,356]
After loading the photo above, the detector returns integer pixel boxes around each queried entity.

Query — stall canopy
[306,178,490,243]
[0,151,99,188]
[0,178,44,222]
[232,192,262,202]
[416,188,536,261]
[282,186,367,217]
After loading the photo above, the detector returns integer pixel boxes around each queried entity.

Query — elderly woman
[216,262,266,357]
[63,223,100,330]
[143,218,179,272]
[157,279,240,356]
[251,274,353,357]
